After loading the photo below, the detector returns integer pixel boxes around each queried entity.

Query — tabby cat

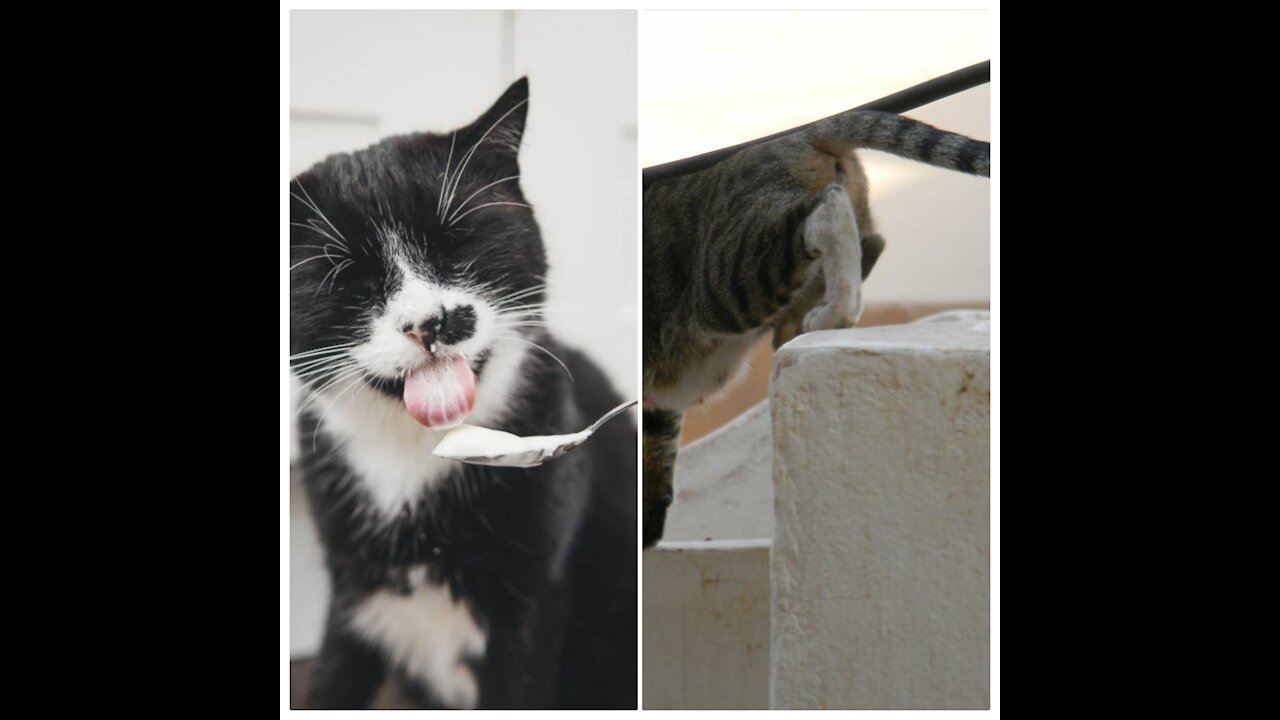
[290,78,636,708]
[641,109,990,547]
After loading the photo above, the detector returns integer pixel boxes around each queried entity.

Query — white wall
[291,10,637,398]
[641,9,990,303]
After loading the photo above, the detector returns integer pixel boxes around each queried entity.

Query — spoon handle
[585,399,639,435]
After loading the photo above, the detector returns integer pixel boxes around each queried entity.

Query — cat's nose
[402,316,441,351]
[401,305,477,351]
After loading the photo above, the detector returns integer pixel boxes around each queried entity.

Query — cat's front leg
[305,604,388,709]
[802,185,865,332]
[642,407,682,548]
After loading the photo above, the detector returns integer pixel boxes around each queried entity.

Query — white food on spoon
[432,399,639,468]
[432,425,587,467]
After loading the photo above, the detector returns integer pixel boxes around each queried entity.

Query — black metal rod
[642,60,991,187]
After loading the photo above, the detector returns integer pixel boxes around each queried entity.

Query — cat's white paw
[803,299,862,332]
[801,184,863,334]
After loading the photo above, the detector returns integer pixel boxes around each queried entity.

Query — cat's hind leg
[801,185,865,332]
[642,407,682,549]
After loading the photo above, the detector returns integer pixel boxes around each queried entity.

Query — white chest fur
[310,342,530,518]
[349,567,487,709]
[645,330,763,410]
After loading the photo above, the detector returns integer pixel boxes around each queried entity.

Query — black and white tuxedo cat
[289,77,636,709]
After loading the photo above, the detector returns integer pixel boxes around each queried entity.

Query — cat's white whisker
[309,232,348,255]
[493,281,544,292]
[490,284,547,304]
[455,258,482,280]
[317,258,356,296]
[491,326,551,333]
[295,366,368,420]
[492,315,550,322]
[294,367,356,384]
[291,254,337,272]
[493,315,549,326]
[290,223,346,249]
[491,332,574,382]
[290,342,359,360]
[492,306,550,319]
[447,175,520,224]
[290,356,350,371]
[304,365,364,393]
[290,343,356,359]
[493,302,550,314]
[290,356,356,371]
[489,299,547,313]
[289,190,325,222]
[442,146,481,218]
[491,297,547,308]
[292,181,351,249]
[437,131,456,217]
[290,357,359,382]
[312,370,375,452]
[292,221,348,251]
[443,99,528,218]
[293,361,359,381]
[451,202,532,225]
[291,353,355,371]
[333,259,355,291]
[316,260,345,297]
[292,243,347,257]
[321,369,373,418]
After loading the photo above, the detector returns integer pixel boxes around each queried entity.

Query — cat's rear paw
[643,506,669,549]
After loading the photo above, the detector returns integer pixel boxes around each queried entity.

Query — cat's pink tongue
[403,356,476,429]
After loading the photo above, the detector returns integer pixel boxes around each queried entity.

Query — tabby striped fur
[641,109,989,548]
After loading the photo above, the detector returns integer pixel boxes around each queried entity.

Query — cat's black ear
[461,76,529,160]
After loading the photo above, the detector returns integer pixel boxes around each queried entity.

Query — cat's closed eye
[350,271,381,295]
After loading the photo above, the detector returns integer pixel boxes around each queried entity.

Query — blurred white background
[642,9,990,303]
[288,9,636,659]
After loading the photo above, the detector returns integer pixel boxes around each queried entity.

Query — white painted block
[643,543,769,709]
[770,318,990,709]
[664,401,773,545]
[643,402,773,709]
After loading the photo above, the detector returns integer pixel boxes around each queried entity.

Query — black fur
[290,77,636,709]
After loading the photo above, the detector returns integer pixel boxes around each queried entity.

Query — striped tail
[805,110,989,177]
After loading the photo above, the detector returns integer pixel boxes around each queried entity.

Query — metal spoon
[432,399,638,468]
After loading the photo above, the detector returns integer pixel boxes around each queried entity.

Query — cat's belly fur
[645,329,764,410]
